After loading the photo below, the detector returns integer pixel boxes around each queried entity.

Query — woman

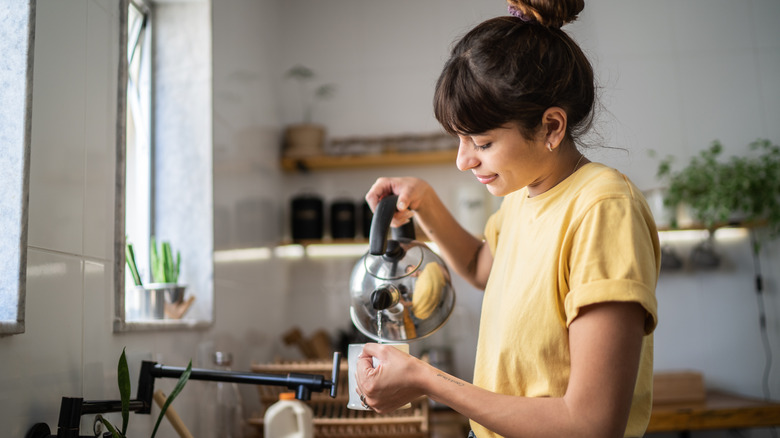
[354,1,660,437]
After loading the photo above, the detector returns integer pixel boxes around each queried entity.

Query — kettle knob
[370,285,400,310]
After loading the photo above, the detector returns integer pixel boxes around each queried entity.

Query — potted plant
[282,65,335,158]
[125,237,191,320]
[96,348,192,438]
[654,139,780,265]
[655,139,780,234]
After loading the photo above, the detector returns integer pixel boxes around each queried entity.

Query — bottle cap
[279,392,296,400]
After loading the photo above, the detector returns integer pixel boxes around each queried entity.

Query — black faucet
[26,352,340,438]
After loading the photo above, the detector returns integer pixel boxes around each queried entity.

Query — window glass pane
[125,0,152,290]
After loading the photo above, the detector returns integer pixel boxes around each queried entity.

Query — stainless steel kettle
[349,195,455,342]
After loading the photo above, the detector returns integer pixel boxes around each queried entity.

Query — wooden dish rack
[249,359,429,438]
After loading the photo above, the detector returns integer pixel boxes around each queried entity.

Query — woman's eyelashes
[474,142,492,151]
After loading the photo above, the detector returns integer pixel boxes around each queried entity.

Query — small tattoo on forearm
[437,373,465,386]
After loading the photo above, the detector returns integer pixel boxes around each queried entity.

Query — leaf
[125,242,143,286]
[96,414,124,438]
[151,360,192,438]
[150,236,161,283]
[315,84,336,100]
[118,348,131,435]
[162,242,172,283]
[285,65,314,80]
[174,251,181,284]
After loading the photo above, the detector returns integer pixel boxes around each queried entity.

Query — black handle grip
[369,195,399,255]
[368,195,416,255]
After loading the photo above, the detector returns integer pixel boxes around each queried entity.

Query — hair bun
[507,0,584,28]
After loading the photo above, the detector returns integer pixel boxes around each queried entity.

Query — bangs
[433,56,510,136]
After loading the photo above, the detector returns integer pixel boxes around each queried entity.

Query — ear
[542,107,568,150]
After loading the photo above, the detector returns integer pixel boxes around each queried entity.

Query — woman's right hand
[365,177,434,228]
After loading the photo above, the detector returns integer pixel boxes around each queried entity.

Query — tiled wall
[1,1,778,437]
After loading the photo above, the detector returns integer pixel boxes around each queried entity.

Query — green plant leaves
[96,349,192,438]
[125,242,143,286]
[657,139,780,236]
[118,348,131,435]
[285,65,314,80]
[284,65,335,124]
[151,360,192,438]
[150,236,180,284]
[96,414,124,438]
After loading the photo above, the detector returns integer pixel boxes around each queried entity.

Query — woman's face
[455,123,557,197]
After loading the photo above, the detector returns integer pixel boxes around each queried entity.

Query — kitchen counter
[647,390,780,435]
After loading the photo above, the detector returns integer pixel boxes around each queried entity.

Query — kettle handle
[369,195,416,255]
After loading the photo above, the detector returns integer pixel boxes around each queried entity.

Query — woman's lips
[474,173,497,184]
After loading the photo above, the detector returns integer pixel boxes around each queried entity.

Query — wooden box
[653,371,706,405]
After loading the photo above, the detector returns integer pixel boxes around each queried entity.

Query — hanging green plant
[655,139,780,237]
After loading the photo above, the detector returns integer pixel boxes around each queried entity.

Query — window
[115,0,214,330]
[124,0,152,287]
[0,1,35,335]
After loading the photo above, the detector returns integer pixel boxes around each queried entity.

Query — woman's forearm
[416,363,617,438]
[412,190,490,290]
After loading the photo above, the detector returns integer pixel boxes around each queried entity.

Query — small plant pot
[160,284,187,305]
[284,123,325,157]
[126,285,167,320]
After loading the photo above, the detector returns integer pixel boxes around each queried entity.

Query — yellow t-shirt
[470,163,660,438]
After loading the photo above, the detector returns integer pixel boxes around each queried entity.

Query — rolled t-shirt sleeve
[563,196,660,334]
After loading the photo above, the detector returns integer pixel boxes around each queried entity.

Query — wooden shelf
[657,219,766,233]
[280,149,457,172]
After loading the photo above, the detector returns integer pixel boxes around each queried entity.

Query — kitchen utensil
[165,295,195,320]
[283,327,334,360]
[349,194,455,342]
[153,390,194,438]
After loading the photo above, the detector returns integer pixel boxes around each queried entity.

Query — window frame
[114,0,215,331]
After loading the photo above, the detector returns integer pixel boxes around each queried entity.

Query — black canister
[291,194,324,240]
[330,200,356,239]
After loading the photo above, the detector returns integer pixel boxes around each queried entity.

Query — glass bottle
[200,351,245,438]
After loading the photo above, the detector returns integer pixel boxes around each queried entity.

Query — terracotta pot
[284,123,325,157]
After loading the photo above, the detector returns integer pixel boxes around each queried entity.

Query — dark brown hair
[434,0,594,142]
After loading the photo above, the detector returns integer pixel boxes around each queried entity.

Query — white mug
[347,343,411,410]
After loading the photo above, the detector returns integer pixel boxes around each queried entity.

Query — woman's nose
[456,138,479,171]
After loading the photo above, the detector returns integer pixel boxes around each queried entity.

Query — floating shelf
[280,149,457,172]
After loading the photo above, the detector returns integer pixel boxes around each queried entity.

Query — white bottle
[264,392,314,438]
[200,352,245,438]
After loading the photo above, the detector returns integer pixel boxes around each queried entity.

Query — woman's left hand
[354,343,427,413]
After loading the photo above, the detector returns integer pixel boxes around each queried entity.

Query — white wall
[2,1,778,437]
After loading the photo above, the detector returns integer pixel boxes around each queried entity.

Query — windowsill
[114,318,212,332]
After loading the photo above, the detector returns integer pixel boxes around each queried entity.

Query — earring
[546,143,553,152]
